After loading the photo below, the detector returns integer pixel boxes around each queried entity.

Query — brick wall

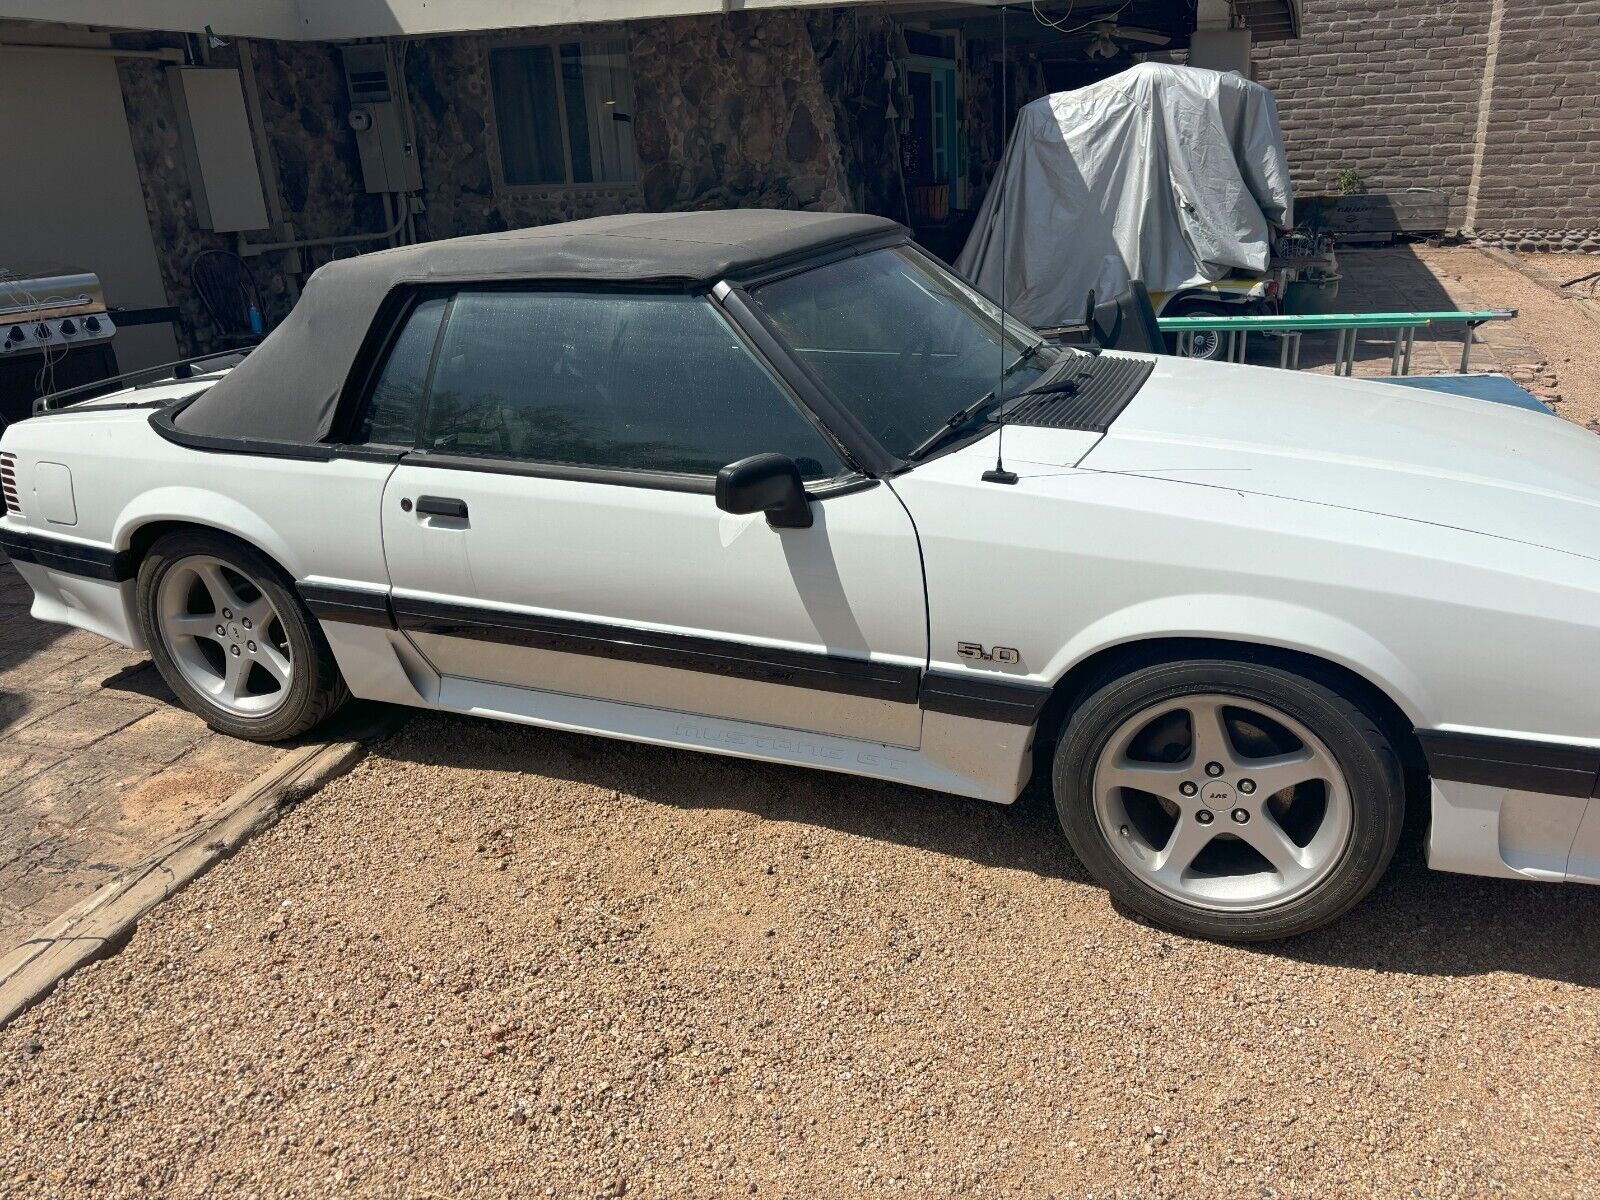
[1252,0,1493,228]
[1253,0,1600,243]
[1472,1,1600,242]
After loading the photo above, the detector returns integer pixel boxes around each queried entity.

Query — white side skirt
[432,674,1034,804]
[320,620,1034,804]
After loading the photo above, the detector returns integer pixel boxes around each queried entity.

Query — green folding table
[1156,310,1517,375]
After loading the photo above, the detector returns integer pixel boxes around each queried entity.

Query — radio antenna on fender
[981,2,1019,486]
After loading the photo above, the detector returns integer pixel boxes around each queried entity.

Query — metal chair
[189,250,267,347]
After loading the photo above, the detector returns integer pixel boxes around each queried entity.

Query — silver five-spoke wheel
[156,554,293,718]
[1091,694,1352,912]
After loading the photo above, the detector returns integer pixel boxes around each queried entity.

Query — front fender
[1044,593,1433,726]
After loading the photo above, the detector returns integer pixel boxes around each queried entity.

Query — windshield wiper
[904,342,1052,461]
[905,391,1003,460]
[1002,340,1050,379]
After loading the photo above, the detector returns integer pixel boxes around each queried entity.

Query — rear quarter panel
[2,407,394,591]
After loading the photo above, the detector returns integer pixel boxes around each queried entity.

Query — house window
[488,39,638,187]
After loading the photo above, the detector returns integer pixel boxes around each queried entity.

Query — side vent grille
[0,454,17,515]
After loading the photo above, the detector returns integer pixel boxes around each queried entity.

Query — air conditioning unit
[340,44,421,194]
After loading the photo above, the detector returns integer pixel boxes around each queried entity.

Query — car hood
[1079,357,1600,562]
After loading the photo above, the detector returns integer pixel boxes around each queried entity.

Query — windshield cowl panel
[748,246,1064,462]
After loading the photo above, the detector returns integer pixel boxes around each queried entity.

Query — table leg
[1291,332,1302,370]
[1390,330,1403,376]
[1333,329,1347,376]
[1279,332,1290,369]
[1460,323,1476,373]
[1403,327,1415,375]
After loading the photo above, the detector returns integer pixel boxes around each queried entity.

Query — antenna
[982,2,1019,485]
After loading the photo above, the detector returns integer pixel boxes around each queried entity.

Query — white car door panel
[380,468,926,745]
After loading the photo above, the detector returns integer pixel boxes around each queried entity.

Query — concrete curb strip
[1475,245,1600,328]
[0,735,370,1029]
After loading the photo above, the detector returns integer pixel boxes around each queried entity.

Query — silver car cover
[953,63,1294,329]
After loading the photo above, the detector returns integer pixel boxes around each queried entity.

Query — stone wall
[808,10,910,223]
[1253,0,1600,243]
[115,35,382,354]
[115,11,858,355]
[406,12,849,242]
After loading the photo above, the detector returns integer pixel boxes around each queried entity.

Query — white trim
[0,0,945,40]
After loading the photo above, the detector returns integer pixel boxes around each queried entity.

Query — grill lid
[0,265,107,321]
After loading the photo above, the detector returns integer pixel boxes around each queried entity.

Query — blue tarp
[1375,374,1552,415]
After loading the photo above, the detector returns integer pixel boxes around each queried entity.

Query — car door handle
[414,495,469,520]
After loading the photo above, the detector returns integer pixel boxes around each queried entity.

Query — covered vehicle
[955,62,1298,331]
[4,210,1599,942]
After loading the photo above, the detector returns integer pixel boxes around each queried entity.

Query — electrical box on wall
[166,67,270,231]
[1187,29,1253,77]
[341,44,421,194]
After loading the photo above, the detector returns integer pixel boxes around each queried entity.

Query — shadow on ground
[377,708,1600,990]
[1209,246,1471,373]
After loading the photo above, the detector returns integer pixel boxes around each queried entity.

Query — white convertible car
[4,211,1598,939]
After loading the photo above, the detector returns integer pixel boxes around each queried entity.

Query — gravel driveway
[2,713,1597,1198]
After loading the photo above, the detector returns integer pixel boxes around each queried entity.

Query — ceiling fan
[1075,20,1173,59]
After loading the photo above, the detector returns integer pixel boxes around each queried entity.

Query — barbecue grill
[0,265,118,426]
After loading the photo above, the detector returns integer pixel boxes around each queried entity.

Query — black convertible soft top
[177,209,902,445]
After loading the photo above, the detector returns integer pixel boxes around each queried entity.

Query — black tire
[1161,301,1235,359]
[1052,656,1404,941]
[136,529,348,741]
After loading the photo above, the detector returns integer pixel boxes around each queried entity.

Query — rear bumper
[1421,730,1600,884]
[2,525,141,650]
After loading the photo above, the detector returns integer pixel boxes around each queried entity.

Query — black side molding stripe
[0,529,132,582]
[920,671,1051,726]
[308,590,1051,725]
[298,582,396,629]
[1418,729,1600,799]
[391,596,922,704]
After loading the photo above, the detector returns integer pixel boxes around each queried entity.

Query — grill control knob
[60,319,76,336]
[5,326,22,344]
[83,316,101,333]
[34,323,50,340]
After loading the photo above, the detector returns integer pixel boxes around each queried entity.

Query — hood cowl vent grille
[1010,355,1154,433]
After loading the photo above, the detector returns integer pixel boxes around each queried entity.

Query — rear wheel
[136,530,347,741]
[1052,657,1404,940]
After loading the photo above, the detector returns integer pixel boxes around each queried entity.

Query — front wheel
[137,529,347,741]
[1053,657,1404,941]
[1161,301,1235,360]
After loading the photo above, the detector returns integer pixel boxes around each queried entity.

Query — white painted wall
[0,45,180,371]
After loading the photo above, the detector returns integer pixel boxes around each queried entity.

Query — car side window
[420,290,846,480]
[350,297,446,446]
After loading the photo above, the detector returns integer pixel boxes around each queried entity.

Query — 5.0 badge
[956,642,1021,665]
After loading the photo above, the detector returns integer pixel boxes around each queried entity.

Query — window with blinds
[488,39,638,187]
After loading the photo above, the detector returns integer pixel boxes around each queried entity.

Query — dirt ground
[1434,247,1600,429]
[3,714,1600,1199]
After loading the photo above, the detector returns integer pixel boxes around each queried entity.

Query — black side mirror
[715,453,813,529]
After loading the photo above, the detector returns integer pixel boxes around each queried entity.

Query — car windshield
[749,246,1063,459]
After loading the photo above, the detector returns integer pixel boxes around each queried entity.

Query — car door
[363,286,928,747]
